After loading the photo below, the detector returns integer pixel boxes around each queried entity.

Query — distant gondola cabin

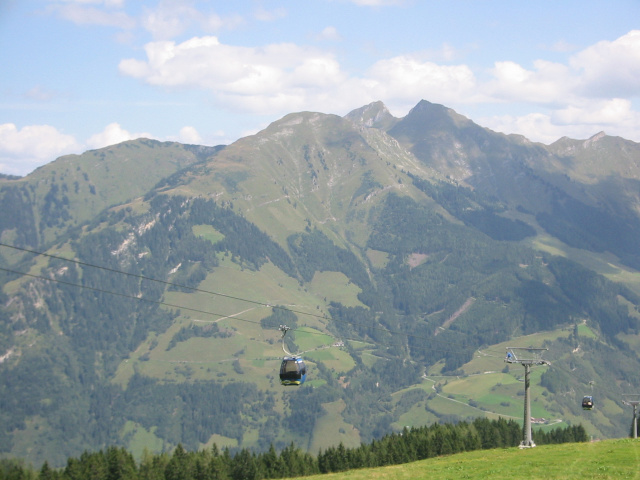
[582,395,594,410]
[280,357,306,386]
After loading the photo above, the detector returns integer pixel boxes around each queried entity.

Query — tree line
[0,419,587,480]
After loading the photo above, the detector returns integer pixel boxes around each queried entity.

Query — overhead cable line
[0,265,567,420]
[0,266,257,326]
[0,265,466,355]
[1,242,299,314]
[0,242,474,350]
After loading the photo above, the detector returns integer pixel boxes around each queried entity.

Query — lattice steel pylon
[505,347,550,448]
[622,394,640,439]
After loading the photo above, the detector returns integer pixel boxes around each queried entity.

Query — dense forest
[0,419,587,480]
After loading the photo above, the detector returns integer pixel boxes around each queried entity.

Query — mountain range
[1,99,640,467]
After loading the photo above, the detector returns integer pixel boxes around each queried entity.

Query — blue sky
[1,0,639,176]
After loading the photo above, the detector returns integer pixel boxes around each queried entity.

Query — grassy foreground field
[286,439,640,480]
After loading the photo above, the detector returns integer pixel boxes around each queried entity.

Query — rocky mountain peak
[344,101,397,129]
[584,131,606,148]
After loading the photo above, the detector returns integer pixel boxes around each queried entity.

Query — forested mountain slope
[1,100,640,467]
[0,140,222,250]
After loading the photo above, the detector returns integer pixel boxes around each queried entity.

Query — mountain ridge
[1,99,640,467]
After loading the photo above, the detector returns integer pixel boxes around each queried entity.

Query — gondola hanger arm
[279,325,295,357]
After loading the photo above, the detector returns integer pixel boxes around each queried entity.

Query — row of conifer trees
[0,418,587,480]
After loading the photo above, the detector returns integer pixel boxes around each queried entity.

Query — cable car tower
[505,347,550,448]
[622,394,640,439]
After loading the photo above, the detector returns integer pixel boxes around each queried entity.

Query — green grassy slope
[157,111,442,255]
[287,439,640,480]
[0,139,220,251]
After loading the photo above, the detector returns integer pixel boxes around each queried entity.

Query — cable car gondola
[280,356,306,386]
[582,395,594,410]
[278,325,306,386]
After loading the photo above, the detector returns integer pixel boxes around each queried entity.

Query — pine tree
[138,451,168,480]
[38,461,56,480]
[165,445,193,480]
[106,447,137,480]
[230,449,259,480]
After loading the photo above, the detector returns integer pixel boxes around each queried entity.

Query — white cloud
[552,98,636,126]
[545,39,577,53]
[142,1,199,39]
[119,36,346,113]
[119,27,640,112]
[51,0,241,38]
[485,30,640,106]
[36,0,640,151]
[141,1,243,40]
[317,26,342,42]
[367,55,479,104]
[85,123,154,149]
[86,28,640,150]
[480,113,584,144]
[477,30,640,142]
[0,124,81,177]
[435,43,460,63]
[292,57,344,88]
[119,35,487,118]
[570,30,640,98]
[22,86,58,102]
[0,121,221,176]
[177,126,202,144]
[52,3,135,28]
[486,60,574,105]
[481,98,640,144]
[253,6,286,22]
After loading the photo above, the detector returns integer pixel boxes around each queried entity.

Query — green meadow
[286,439,640,480]
[104,246,637,457]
